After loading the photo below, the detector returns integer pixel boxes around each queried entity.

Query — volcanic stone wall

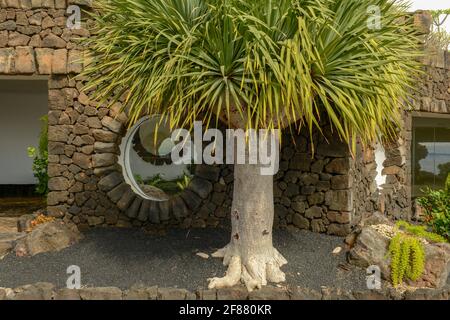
[2,1,434,236]
[379,48,450,221]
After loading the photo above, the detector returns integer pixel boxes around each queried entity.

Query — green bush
[416,173,450,240]
[388,233,425,287]
[27,115,48,196]
[388,221,446,287]
[396,221,447,243]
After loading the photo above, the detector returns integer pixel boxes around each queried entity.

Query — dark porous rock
[331,175,352,190]
[123,285,157,300]
[54,289,81,300]
[126,197,142,219]
[284,183,300,197]
[92,153,116,168]
[289,153,311,171]
[351,290,390,300]
[301,185,316,195]
[157,287,190,300]
[325,190,352,211]
[101,116,123,133]
[92,129,118,143]
[94,142,117,153]
[403,287,450,300]
[87,216,104,227]
[188,177,213,199]
[48,176,70,191]
[17,213,37,232]
[137,200,150,222]
[195,289,215,300]
[195,165,221,182]
[72,152,91,169]
[98,171,123,192]
[171,196,190,219]
[325,158,351,175]
[289,286,322,300]
[116,189,136,211]
[14,220,83,256]
[275,204,288,218]
[10,283,55,300]
[348,226,390,273]
[321,287,355,300]
[327,223,351,236]
[79,287,123,300]
[217,286,249,300]
[248,286,290,300]
[360,212,393,227]
[181,189,202,211]
[305,206,322,219]
[311,219,326,233]
[317,141,348,158]
[148,201,160,224]
[158,201,171,221]
[293,214,310,229]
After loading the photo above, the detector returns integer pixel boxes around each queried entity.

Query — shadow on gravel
[0,227,367,291]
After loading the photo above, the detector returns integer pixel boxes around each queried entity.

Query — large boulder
[14,220,83,256]
[348,225,450,289]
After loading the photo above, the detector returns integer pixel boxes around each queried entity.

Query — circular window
[118,115,193,202]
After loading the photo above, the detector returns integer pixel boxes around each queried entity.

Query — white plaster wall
[0,79,48,185]
[375,143,387,189]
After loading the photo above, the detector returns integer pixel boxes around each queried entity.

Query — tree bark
[208,162,287,291]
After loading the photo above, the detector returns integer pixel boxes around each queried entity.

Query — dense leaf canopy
[81,0,422,148]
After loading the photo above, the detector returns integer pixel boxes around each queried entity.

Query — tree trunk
[208,162,287,291]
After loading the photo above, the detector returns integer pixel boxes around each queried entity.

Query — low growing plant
[417,173,450,240]
[388,233,425,287]
[396,221,448,243]
[27,115,49,196]
[388,220,447,287]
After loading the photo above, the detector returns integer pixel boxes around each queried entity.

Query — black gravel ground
[0,227,367,291]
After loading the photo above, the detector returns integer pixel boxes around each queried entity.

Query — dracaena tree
[81,0,422,291]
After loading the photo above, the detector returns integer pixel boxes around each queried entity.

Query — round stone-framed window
[118,115,194,202]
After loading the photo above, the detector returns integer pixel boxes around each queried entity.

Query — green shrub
[27,115,48,195]
[396,221,447,243]
[388,233,425,287]
[417,173,450,240]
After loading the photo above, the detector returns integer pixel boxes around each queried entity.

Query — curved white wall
[0,79,48,185]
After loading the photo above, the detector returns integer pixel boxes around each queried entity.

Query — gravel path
[0,227,367,291]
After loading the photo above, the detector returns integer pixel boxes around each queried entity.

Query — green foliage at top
[396,220,447,243]
[417,173,450,240]
[81,0,422,152]
[388,233,425,287]
[27,115,49,196]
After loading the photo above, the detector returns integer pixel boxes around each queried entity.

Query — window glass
[412,117,450,197]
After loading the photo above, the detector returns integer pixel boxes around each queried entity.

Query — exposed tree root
[208,244,287,292]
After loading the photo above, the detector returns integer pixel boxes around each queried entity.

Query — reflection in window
[412,117,450,197]
[120,116,193,201]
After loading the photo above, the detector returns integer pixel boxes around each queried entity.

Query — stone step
[0,217,19,233]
